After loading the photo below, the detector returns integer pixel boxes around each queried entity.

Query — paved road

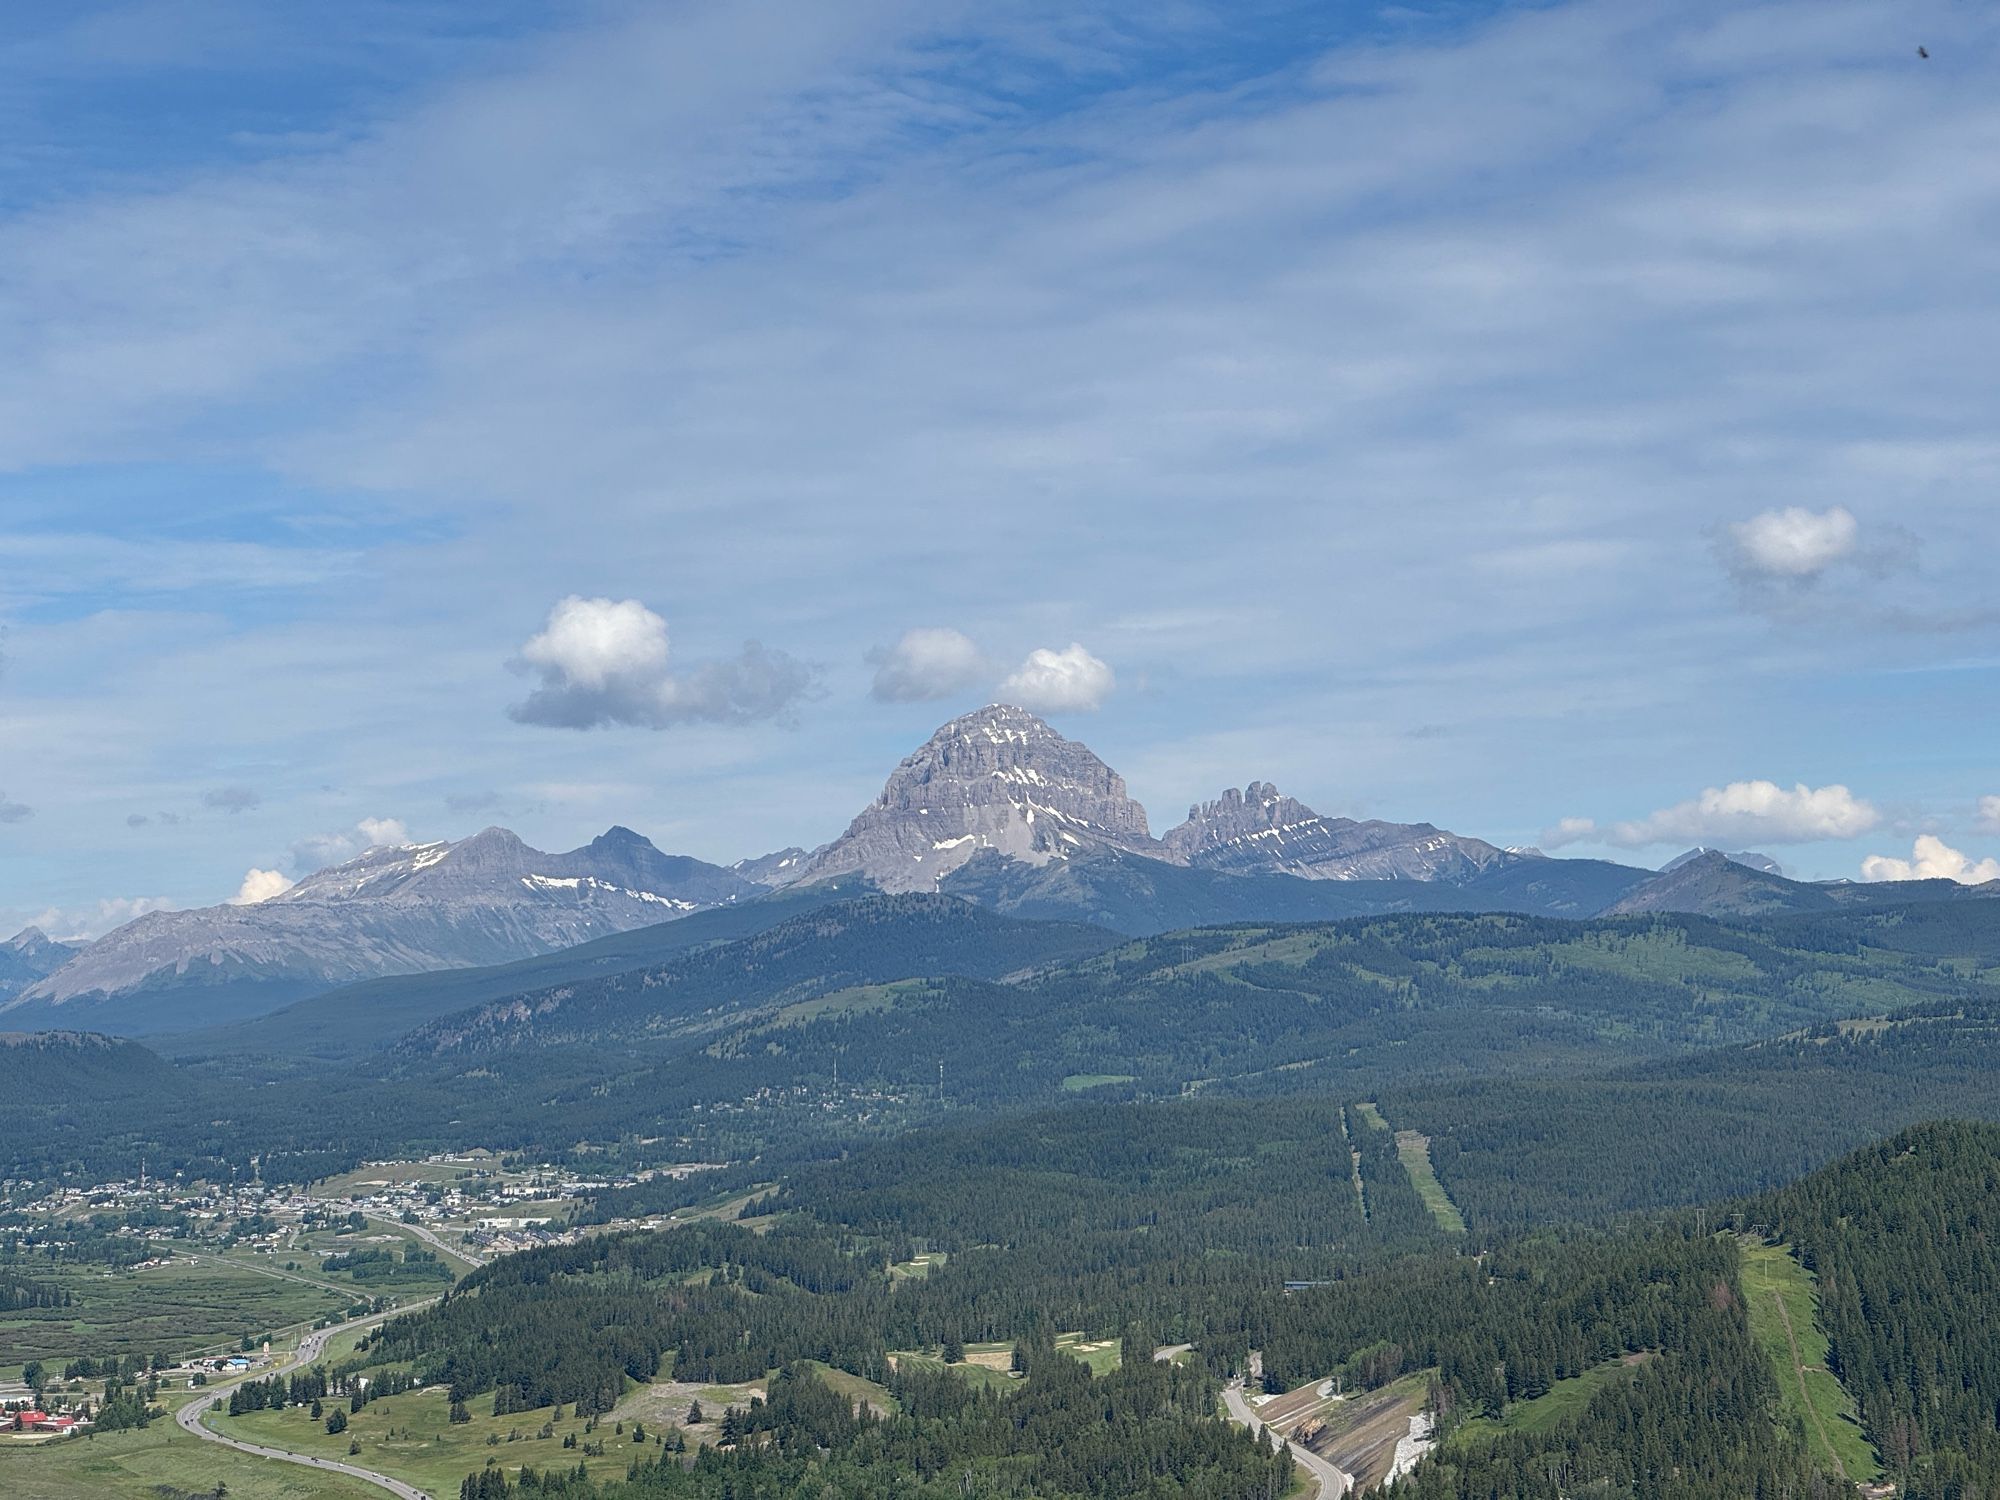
[176,1299,440,1500]
[1222,1380,1354,1500]
[370,1214,487,1269]
[184,1250,353,1297]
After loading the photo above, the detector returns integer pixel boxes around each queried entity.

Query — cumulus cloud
[1541,816,1600,848]
[868,627,986,703]
[126,812,150,828]
[1726,506,1859,580]
[508,596,817,729]
[203,785,262,814]
[1861,835,2000,885]
[999,643,1116,713]
[356,816,410,847]
[1980,796,2000,836]
[229,867,295,905]
[1548,780,1879,849]
[288,815,412,874]
[0,791,32,824]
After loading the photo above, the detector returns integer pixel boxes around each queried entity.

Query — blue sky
[2,0,1997,936]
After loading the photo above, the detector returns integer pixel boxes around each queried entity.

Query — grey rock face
[1161,781,1515,883]
[7,828,755,1011]
[788,705,1162,893]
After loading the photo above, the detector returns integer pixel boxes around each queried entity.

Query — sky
[1,0,1997,938]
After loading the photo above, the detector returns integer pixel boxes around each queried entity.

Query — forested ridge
[13,896,2000,1204]
[1751,1121,2000,1499]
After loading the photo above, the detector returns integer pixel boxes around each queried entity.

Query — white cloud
[1860,835,2000,886]
[356,816,410,848]
[229,867,295,905]
[1541,816,1601,848]
[288,815,413,874]
[999,643,1115,713]
[1726,506,1859,580]
[869,627,985,703]
[1557,780,1879,849]
[28,896,176,943]
[0,791,32,824]
[1979,796,2000,836]
[509,595,817,729]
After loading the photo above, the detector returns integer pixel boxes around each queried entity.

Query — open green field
[1392,1130,1467,1234]
[0,1420,384,1500]
[1449,1354,1648,1446]
[799,1361,898,1414]
[310,1158,491,1197]
[1739,1239,1880,1484]
[891,1340,1019,1392]
[214,1378,645,1496]
[0,1256,353,1368]
[1061,1073,1138,1092]
[1054,1331,1122,1375]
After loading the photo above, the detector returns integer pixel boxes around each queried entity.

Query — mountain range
[2,827,753,1032]
[7,704,1995,1035]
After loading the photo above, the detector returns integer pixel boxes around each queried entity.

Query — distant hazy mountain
[1661,847,1784,877]
[166,875,882,1063]
[785,705,1163,893]
[0,927,83,1000]
[1161,781,1518,882]
[731,847,814,886]
[3,826,755,1033]
[1607,848,2000,918]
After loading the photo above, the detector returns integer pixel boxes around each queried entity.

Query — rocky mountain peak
[786,705,1160,893]
[1162,782,1515,884]
[1167,782,1321,855]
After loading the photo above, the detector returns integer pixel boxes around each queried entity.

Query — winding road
[175,1298,440,1500]
[1223,1379,1354,1499]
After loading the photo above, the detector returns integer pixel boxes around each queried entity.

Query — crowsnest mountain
[4,826,755,1033]
[787,705,1161,893]
[785,706,1528,895]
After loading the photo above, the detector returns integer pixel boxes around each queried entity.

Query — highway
[369,1213,487,1270]
[1222,1379,1354,1500]
[175,1298,440,1500]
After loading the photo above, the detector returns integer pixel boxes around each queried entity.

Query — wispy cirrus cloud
[0,0,1998,904]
